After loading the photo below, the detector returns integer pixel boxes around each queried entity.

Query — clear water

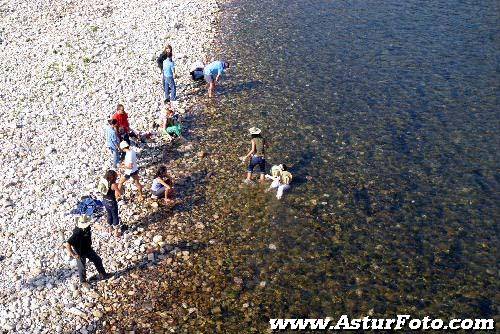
[105,0,499,331]
[198,0,499,327]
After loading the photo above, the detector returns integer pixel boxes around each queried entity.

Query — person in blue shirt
[203,60,229,98]
[162,50,176,107]
[105,119,120,169]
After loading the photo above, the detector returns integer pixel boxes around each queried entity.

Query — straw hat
[76,215,92,229]
[249,127,261,135]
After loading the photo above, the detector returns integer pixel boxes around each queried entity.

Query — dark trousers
[103,198,119,226]
[76,249,106,282]
[122,132,138,145]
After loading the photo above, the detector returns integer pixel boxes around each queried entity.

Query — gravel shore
[0,0,220,332]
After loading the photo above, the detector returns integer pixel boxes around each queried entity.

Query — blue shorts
[247,156,266,174]
[204,74,215,83]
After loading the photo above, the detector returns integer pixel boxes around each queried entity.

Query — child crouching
[151,165,175,205]
[154,107,182,142]
[265,164,292,199]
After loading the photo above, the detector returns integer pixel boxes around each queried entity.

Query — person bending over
[203,60,229,98]
[151,165,175,205]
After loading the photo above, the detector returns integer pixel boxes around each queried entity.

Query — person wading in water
[240,127,266,184]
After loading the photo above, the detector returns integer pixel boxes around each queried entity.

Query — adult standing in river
[204,60,229,98]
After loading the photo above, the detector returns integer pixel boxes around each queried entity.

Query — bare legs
[164,188,175,205]
[118,174,144,201]
[208,81,216,98]
[245,172,265,183]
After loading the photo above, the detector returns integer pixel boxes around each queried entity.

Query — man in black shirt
[64,216,112,283]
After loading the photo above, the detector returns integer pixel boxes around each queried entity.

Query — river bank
[0,0,220,332]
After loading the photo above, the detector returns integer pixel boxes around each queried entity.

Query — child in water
[240,127,266,184]
[265,164,292,199]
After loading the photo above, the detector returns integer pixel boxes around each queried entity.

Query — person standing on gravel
[105,118,121,169]
[118,141,144,201]
[112,104,138,145]
[157,45,174,102]
[98,170,122,237]
[162,51,177,107]
[64,216,112,283]
[203,60,229,98]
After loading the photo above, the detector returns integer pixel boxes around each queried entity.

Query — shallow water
[199,0,499,325]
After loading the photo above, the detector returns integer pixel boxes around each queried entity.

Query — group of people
[64,43,289,284]
[157,44,230,102]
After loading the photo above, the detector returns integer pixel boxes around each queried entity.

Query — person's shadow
[109,240,207,280]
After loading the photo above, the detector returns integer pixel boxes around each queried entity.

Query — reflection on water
[195,0,499,327]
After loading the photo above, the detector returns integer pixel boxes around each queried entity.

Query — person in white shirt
[117,141,144,201]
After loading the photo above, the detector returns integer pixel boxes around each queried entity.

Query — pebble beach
[0,0,220,332]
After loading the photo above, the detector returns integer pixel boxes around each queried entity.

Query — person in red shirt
[112,104,137,144]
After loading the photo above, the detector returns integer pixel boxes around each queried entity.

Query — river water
[101,0,498,331]
[197,0,499,328]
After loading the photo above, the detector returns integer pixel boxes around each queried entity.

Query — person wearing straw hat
[240,127,266,184]
[63,216,112,283]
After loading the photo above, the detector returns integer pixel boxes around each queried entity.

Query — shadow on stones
[111,240,208,280]
[22,267,75,290]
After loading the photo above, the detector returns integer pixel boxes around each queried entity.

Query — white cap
[119,141,129,150]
